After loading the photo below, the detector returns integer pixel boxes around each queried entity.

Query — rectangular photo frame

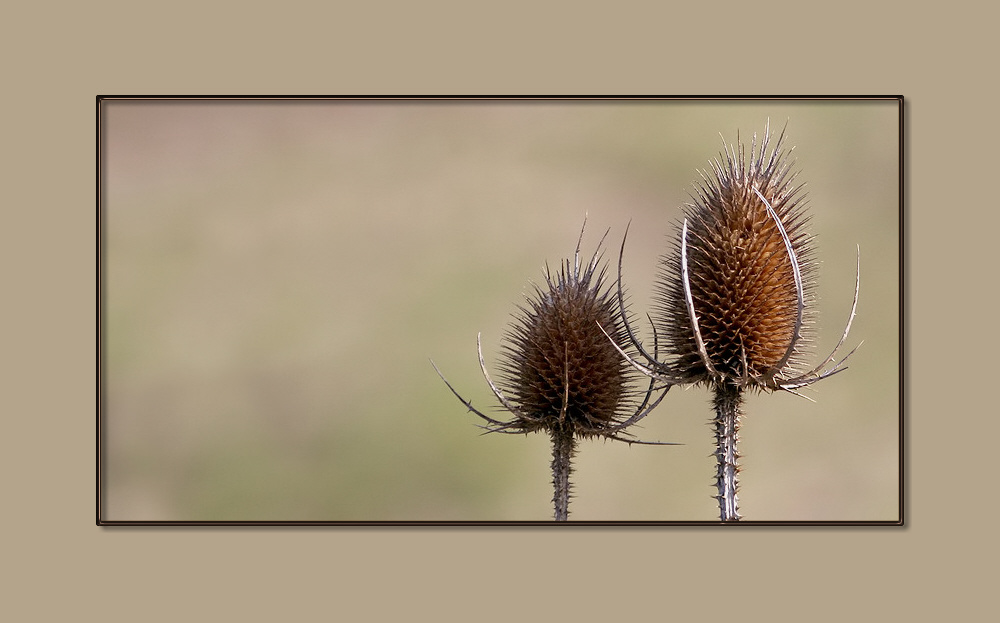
[99,96,903,525]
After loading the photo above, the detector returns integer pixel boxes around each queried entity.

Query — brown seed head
[494,229,656,438]
[431,223,668,443]
[653,123,817,390]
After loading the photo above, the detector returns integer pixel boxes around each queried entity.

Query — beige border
[7,0,989,619]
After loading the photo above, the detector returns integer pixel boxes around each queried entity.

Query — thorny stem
[550,427,576,521]
[713,385,743,522]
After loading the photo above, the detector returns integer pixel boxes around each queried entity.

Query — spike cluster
[612,122,859,398]
[432,223,669,520]
[496,240,643,436]
[655,125,814,389]
[608,122,860,521]
[661,124,811,521]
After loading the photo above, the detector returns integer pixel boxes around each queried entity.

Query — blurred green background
[101,99,899,521]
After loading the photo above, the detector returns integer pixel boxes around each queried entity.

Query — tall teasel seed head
[656,123,813,390]
[607,122,861,521]
[628,121,860,395]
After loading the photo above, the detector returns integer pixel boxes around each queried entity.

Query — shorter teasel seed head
[499,238,632,435]
[433,222,668,443]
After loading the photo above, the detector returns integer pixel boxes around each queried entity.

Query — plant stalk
[550,427,576,521]
[713,384,743,522]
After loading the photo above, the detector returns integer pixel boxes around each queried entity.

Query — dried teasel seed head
[432,221,669,444]
[494,227,660,439]
[653,122,818,391]
[431,221,674,521]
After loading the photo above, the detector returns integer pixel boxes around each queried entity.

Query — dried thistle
[432,220,672,521]
[609,122,861,521]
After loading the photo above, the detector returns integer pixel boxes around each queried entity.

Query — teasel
[607,122,861,521]
[432,220,673,521]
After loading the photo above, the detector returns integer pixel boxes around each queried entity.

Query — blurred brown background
[101,99,899,521]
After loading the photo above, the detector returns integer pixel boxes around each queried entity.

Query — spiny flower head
[434,223,667,442]
[613,122,859,396]
[655,122,815,390]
